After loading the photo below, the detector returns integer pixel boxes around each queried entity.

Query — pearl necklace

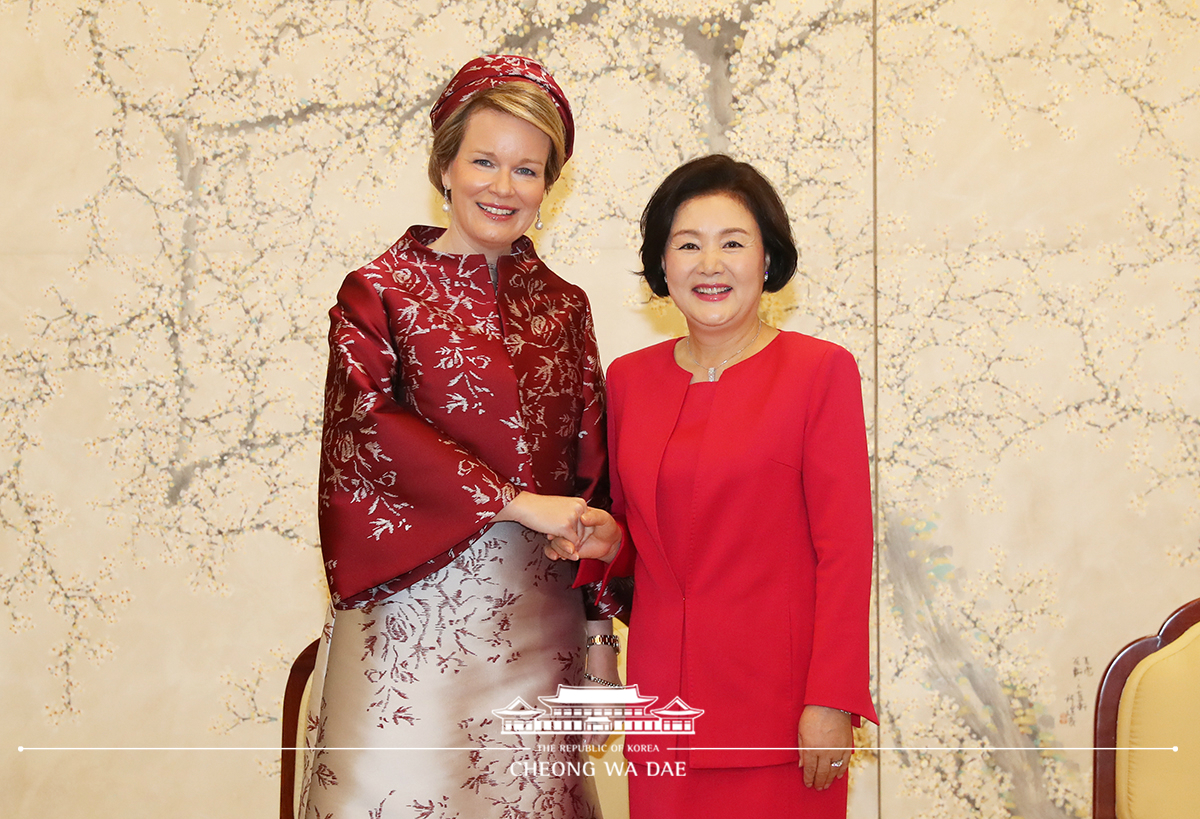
[685,321,762,382]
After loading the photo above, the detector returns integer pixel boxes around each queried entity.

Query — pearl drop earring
[442,188,451,213]
[535,209,544,230]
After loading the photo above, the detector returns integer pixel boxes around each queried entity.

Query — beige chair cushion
[1115,621,1200,819]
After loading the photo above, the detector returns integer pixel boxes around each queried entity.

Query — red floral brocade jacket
[318,226,606,609]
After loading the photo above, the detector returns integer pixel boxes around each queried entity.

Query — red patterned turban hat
[430,54,575,161]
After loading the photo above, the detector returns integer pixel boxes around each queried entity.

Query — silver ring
[830,760,844,768]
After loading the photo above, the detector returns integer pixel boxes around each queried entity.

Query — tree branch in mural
[0,27,1192,819]
[212,645,292,734]
[882,516,1090,819]
[871,4,1196,814]
[0,337,131,721]
[0,0,879,724]
[874,0,1200,555]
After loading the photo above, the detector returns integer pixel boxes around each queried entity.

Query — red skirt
[628,760,847,818]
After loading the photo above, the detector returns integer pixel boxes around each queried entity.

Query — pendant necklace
[685,320,762,382]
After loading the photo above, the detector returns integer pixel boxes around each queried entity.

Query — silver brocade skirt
[300,522,600,819]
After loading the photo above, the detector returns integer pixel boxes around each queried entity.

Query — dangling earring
[534,209,544,230]
[442,188,451,213]
[763,270,769,281]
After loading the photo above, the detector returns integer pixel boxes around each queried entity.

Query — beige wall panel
[876,1,1199,817]
[1,1,880,817]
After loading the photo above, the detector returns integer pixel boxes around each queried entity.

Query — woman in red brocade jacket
[552,155,878,819]
[301,56,611,819]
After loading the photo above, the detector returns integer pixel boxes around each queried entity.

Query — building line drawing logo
[492,684,704,735]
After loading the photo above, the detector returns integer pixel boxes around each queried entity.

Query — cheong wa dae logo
[492,684,704,735]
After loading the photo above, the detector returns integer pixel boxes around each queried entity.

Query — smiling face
[663,192,768,338]
[437,106,552,264]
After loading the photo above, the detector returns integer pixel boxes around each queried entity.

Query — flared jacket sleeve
[318,272,517,607]
[574,356,635,592]
[566,310,625,619]
[566,307,608,507]
[318,227,608,609]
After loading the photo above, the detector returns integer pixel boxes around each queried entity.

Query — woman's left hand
[544,507,621,562]
[494,491,586,543]
[797,704,853,790]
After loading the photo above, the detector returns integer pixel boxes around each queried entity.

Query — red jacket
[579,331,877,768]
[319,226,606,608]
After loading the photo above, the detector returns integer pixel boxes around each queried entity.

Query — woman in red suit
[554,154,878,817]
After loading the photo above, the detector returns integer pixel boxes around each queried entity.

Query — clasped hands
[494,491,620,563]
[544,504,621,563]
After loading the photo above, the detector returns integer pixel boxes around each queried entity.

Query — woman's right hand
[545,507,621,563]
[493,491,587,544]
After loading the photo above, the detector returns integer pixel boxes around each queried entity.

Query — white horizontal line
[17,745,1180,752]
[17,746,502,752]
[676,746,1179,752]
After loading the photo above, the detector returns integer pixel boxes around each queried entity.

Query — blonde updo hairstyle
[427,82,568,195]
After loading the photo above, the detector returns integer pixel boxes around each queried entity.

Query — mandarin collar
[400,225,538,271]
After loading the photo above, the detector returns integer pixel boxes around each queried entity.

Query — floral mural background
[1,0,1196,817]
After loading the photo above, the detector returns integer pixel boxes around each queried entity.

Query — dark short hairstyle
[638,154,798,298]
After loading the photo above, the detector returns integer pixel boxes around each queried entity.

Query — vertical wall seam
[871,0,882,816]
